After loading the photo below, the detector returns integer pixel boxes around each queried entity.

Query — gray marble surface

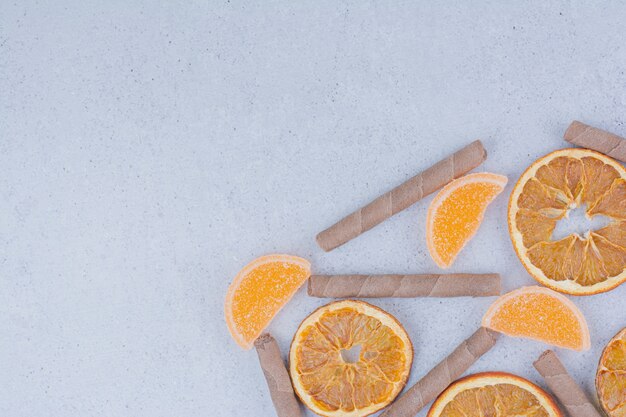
[1,1,626,416]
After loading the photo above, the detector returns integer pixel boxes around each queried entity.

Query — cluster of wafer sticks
[255,121,626,417]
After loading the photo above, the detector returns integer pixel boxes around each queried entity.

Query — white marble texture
[1,1,626,416]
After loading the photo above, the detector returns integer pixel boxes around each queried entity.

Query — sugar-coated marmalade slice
[482,286,590,351]
[427,172,508,268]
[509,149,626,295]
[224,254,311,349]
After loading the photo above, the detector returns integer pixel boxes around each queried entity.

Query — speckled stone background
[1,1,626,416]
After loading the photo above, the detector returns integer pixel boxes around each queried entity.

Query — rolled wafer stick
[316,140,487,251]
[254,333,302,417]
[308,273,501,298]
[533,350,602,417]
[380,326,499,417]
[564,120,626,162]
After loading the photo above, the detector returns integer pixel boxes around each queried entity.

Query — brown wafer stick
[380,326,499,417]
[308,273,501,298]
[533,350,602,417]
[564,120,626,162]
[316,140,487,251]
[254,333,302,417]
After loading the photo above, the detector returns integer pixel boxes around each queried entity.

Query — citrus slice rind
[427,372,562,417]
[426,172,508,268]
[224,254,311,350]
[289,300,413,417]
[508,148,626,295]
[482,286,591,351]
[596,327,626,417]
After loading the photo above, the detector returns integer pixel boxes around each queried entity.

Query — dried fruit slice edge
[596,327,626,417]
[427,372,562,417]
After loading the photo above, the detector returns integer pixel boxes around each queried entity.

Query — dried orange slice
[482,286,590,351]
[290,300,413,417]
[224,254,311,349]
[596,327,626,417]
[427,172,508,268]
[428,372,561,417]
[509,148,626,295]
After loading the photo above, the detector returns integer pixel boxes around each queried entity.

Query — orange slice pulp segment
[482,286,590,351]
[427,172,508,268]
[224,254,311,349]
